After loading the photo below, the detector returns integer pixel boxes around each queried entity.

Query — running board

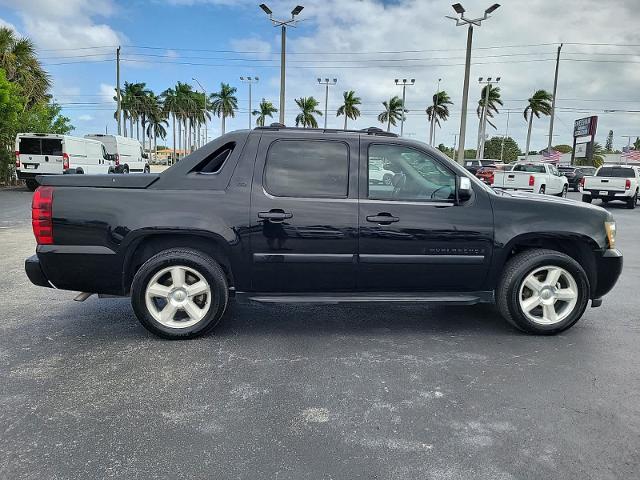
[242,291,494,305]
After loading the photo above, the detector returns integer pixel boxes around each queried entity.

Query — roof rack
[254,124,399,138]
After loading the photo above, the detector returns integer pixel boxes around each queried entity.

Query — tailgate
[584,177,626,191]
[37,173,160,188]
[494,171,533,188]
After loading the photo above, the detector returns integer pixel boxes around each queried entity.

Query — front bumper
[592,248,623,300]
[25,255,52,288]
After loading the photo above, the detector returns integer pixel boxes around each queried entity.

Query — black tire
[582,194,592,204]
[122,165,130,174]
[627,192,637,209]
[25,179,38,191]
[130,248,229,339]
[539,185,546,195]
[383,173,393,186]
[556,185,568,198]
[144,165,150,174]
[497,249,590,335]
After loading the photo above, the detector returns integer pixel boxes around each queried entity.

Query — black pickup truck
[26,126,622,339]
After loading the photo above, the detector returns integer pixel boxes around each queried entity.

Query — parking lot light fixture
[318,77,338,129]
[395,78,415,137]
[240,76,259,129]
[259,4,304,125]
[447,3,501,164]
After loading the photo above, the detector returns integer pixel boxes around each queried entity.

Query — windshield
[597,167,635,177]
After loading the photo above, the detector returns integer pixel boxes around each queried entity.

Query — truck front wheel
[130,248,229,339]
[497,249,590,335]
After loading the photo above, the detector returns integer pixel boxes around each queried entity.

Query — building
[153,148,189,165]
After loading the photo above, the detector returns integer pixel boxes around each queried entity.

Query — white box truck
[15,133,114,190]
[84,134,149,174]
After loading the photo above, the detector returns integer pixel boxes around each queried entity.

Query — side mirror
[458,176,472,203]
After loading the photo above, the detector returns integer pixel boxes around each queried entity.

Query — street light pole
[240,76,259,129]
[317,78,337,129]
[260,4,304,125]
[500,109,510,162]
[192,77,208,146]
[116,46,121,136]
[446,3,501,164]
[547,43,563,151]
[477,76,500,159]
[395,78,415,137]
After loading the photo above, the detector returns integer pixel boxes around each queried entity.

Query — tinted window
[368,144,456,201]
[597,167,635,177]
[19,138,41,155]
[513,164,546,173]
[41,139,63,155]
[264,140,349,198]
[579,167,596,175]
[191,143,234,174]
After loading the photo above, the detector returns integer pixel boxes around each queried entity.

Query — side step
[242,291,494,305]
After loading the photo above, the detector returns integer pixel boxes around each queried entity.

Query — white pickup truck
[490,162,569,196]
[582,165,640,209]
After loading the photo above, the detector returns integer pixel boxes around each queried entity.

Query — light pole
[429,78,442,145]
[317,78,337,129]
[259,4,304,125]
[477,76,500,159]
[192,77,207,146]
[240,76,259,129]
[395,78,415,137]
[547,43,563,151]
[447,3,501,164]
[500,109,510,162]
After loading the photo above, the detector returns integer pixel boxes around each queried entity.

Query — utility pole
[500,110,510,162]
[429,78,442,145]
[192,77,208,144]
[240,76,259,128]
[116,46,121,136]
[547,43,563,151]
[260,4,304,125]
[446,3,501,164]
[395,78,415,136]
[317,78,337,129]
[452,133,459,160]
[477,76,500,159]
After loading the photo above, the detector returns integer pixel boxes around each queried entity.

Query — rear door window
[597,167,635,177]
[513,164,545,173]
[20,138,41,155]
[41,139,63,156]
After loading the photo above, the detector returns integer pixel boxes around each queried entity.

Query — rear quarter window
[597,167,635,177]
[19,138,41,155]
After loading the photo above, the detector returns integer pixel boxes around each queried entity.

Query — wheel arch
[122,231,236,295]
[493,232,599,297]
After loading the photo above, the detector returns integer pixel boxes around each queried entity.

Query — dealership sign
[574,116,598,138]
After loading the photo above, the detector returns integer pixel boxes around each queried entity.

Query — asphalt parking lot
[1,187,638,479]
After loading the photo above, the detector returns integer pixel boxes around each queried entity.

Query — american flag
[621,148,640,162]
[541,148,562,164]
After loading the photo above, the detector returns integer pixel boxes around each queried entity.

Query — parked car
[463,159,497,176]
[15,133,113,191]
[491,162,569,196]
[368,162,396,185]
[25,126,622,339]
[84,134,149,174]
[558,165,596,191]
[476,163,511,185]
[582,165,640,209]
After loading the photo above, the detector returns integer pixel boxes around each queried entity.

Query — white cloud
[99,83,116,103]
[229,37,272,60]
[78,114,93,121]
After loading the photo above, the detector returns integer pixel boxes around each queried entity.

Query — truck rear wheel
[497,249,590,335]
[627,192,638,209]
[582,195,592,203]
[25,179,38,191]
[130,248,229,339]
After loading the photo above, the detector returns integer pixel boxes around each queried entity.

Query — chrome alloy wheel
[145,265,212,328]
[518,266,579,326]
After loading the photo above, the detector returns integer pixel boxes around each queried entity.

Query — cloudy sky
[1,0,639,151]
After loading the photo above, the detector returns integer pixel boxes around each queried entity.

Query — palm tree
[0,27,51,107]
[336,90,361,130]
[426,90,453,145]
[295,97,322,128]
[210,82,238,135]
[523,89,553,160]
[378,96,405,132]
[174,82,195,153]
[161,85,179,163]
[252,99,278,127]
[146,98,168,163]
[476,85,503,151]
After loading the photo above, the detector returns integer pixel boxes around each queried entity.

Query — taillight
[62,153,69,170]
[114,153,120,166]
[15,151,20,168]
[580,177,586,187]
[32,186,54,245]
[529,175,535,187]
[625,179,631,190]
[488,172,495,185]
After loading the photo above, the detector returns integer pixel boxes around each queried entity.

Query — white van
[15,133,113,190]
[84,134,148,173]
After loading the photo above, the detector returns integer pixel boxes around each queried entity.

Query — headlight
[605,221,616,248]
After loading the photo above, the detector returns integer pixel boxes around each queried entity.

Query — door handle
[366,213,399,225]
[258,210,293,222]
